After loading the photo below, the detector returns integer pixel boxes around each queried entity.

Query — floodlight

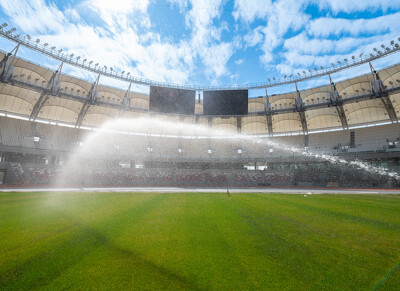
[391,40,395,45]
[359,53,363,57]
[15,34,20,39]
[344,58,348,62]
[26,34,31,40]
[351,55,355,60]
[268,78,271,82]
[303,71,306,75]
[121,71,125,74]
[284,75,287,78]
[70,53,74,58]
[370,53,374,57]
[95,63,99,67]
[395,44,399,48]
[314,68,318,71]
[331,63,335,67]
[381,44,385,48]
[0,23,8,28]
[83,58,87,62]
[44,43,48,47]
[51,46,56,50]
[36,39,40,43]
[110,67,113,71]
[308,69,312,73]
[89,60,93,64]
[58,49,63,53]
[238,149,242,154]
[273,77,276,81]
[320,66,324,69]
[297,72,300,76]
[208,149,212,154]
[373,48,378,52]
[127,72,130,76]
[289,74,293,78]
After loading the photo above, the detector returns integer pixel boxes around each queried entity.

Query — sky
[0,0,399,96]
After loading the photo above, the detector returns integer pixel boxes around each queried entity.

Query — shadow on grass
[1,225,200,290]
[0,194,200,290]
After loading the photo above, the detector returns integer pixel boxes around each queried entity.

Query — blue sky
[0,0,399,96]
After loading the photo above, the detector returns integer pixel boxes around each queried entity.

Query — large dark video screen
[149,86,195,114]
[203,90,248,115]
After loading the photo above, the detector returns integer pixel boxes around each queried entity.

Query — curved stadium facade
[0,28,400,188]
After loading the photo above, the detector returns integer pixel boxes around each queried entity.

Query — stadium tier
[0,43,400,188]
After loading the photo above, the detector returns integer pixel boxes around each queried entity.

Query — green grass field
[1,192,400,290]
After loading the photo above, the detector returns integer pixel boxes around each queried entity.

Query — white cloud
[167,0,189,13]
[64,8,81,22]
[244,26,264,47]
[235,59,244,65]
[184,0,234,79]
[86,0,149,14]
[234,0,310,67]
[278,31,399,73]
[313,0,400,14]
[283,33,391,55]
[0,0,65,34]
[201,42,234,82]
[274,8,400,82]
[232,0,271,23]
[307,12,400,37]
[1,0,399,90]
[0,0,237,88]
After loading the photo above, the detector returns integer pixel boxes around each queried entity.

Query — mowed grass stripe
[227,194,332,289]
[228,193,400,290]
[54,193,264,290]
[0,192,399,290]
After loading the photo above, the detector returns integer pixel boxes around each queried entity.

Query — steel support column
[237,116,242,134]
[30,62,63,121]
[370,62,397,122]
[329,74,348,129]
[265,90,273,135]
[0,44,19,82]
[76,74,100,127]
[118,82,131,117]
[295,83,308,133]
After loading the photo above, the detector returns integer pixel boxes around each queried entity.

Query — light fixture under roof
[0,24,399,91]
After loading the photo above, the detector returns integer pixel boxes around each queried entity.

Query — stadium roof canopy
[1,30,400,136]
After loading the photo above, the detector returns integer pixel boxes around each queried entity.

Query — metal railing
[1,25,399,91]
